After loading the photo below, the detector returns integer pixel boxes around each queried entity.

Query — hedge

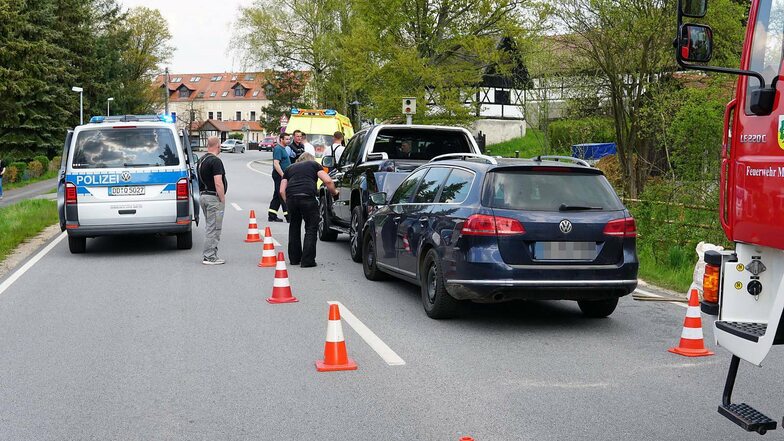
[34,155,49,172]
[27,160,44,178]
[548,117,616,150]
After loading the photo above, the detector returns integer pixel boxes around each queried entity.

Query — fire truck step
[718,403,777,435]
[715,321,767,342]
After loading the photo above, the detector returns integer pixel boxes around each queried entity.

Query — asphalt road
[0,150,782,440]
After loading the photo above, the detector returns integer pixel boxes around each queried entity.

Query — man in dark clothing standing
[269,132,291,222]
[289,130,306,161]
[198,136,228,265]
[279,152,338,267]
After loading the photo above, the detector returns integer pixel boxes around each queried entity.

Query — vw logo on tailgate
[120,171,132,182]
[559,219,573,234]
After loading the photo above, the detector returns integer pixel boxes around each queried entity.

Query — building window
[210,75,223,82]
[245,74,255,80]
[208,112,214,119]
[250,111,256,121]
[190,76,201,82]
[236,111,242,121]
[234,87,245,97]
[221,91,229,97]
[210,92,217,97]
[172,77,181,82]
[231,75,237,81]
[179,87,190,98]
[197,92,205,98]
[495,89,511,105]
[252,90,260,97]
[217,112,222,121]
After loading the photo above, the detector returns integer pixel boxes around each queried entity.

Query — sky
[120,0,255,74]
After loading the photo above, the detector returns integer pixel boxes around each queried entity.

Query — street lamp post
[107,97,114,116]
[71,86,83,125]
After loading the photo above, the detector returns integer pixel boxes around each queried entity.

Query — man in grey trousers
[198,136,228,265]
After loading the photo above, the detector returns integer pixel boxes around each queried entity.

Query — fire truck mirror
[681,0,707,18]
[679,24,713,63]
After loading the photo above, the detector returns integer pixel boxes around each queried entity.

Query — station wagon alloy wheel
[362,232,387,281]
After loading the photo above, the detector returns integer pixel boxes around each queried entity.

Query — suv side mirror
[369,192,387,206]
[681,0,707,17]
[679,24,713,63]
[322,156,335,168]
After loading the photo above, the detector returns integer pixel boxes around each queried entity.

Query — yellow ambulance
[285,109,355,158]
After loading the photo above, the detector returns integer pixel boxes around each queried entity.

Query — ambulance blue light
[290,108,300,115]
[324,109,337,116]
[159,114,176,123]
[90,116,105,123]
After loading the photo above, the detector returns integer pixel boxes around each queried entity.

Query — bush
[10,161,27,178]
[34,155,49,172]
[5,165,20,183]
[548,117,615,150]
[27,160,43,178]
[50,156,62,172]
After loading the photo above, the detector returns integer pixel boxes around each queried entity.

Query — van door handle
[393,216,402,223]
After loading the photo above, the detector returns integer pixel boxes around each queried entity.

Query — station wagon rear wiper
[559,204,603,211]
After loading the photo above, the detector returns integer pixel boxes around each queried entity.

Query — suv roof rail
[531,155,591,168]
[430,153,498,165]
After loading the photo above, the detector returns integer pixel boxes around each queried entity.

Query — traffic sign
[402,97,416,115]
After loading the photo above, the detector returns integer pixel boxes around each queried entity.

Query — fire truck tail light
[703,264,720,304]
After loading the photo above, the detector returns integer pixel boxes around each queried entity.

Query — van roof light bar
[87,114,176,124]
[430,153,498,165]
[531,155,591,168]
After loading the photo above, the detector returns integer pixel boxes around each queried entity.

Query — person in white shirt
[302,133,316,156]
[329,131,345,163]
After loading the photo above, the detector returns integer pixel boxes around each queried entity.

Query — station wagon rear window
[71,128,179,169]
[484,170,623,211]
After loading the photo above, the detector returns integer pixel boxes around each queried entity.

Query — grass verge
[484,129,553,158]
[0,199,59,262]
[637,245,694,293]
[4,170,58,191]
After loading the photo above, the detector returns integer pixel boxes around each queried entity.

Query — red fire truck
[676,0,784,435]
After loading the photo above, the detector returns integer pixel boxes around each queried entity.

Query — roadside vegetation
[0,200,59,263]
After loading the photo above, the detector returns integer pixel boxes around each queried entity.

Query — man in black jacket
[279,152,338,267]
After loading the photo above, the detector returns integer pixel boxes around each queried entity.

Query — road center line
[246,160,271,176]
[328,301,406,366]
[0,232,66,297]
[273,238,281,247]
[230,202,242,211]
[635,288,688,308]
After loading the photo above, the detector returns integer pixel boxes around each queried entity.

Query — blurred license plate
[109,186,145,196]
[534,241,596,260]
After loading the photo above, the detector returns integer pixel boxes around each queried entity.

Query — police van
[57,115,200,254]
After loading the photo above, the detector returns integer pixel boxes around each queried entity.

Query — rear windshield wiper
[559,203,603,211]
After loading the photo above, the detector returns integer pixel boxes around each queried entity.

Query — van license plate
[109,186,145,196]
[534,241,597,260]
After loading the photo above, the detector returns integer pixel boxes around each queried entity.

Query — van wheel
[68,235,86,254]
[176,230,193,250]
[241,147,245,153]
[578,298,619,318]
[421,249,460,319]
[318,195,338,241]
[349,206,363,263]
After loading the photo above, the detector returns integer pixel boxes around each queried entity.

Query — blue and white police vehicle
[57,115,200,253]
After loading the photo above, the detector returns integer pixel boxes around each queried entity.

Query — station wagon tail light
[65,182,77,204]
[176,178,189,200]
[603,217,637,238]
[703,264,720,304]
[461,214,525,236]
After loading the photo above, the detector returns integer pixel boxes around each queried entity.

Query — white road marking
[230,202,242,211]
[273,238,282,247]
[246,160,271,176]
[635,288,688,308]
[328,301,406,366]
[0,232,66,297]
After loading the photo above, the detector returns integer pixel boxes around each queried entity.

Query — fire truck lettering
[746,166,779,177]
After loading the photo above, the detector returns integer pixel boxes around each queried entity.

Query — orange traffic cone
[258,227,277,267]
[316,304,358,372]
[459,438,475,441]
[266,252,298,304]
[244,210,262,243]
[668,288,714,357]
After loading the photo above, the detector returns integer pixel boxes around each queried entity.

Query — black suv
[361,154,639,319]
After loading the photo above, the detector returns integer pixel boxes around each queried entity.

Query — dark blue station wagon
[361,154,639,319]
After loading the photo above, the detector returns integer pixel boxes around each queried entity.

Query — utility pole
[164,67,170,114]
